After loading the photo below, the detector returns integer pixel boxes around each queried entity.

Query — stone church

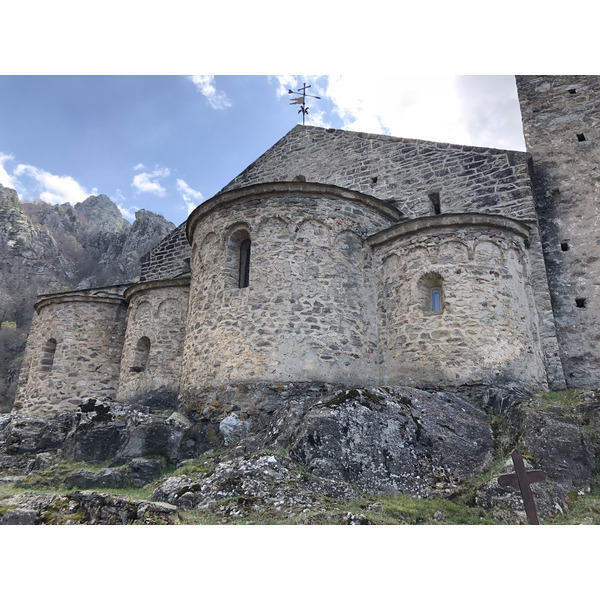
[13,76,600,416]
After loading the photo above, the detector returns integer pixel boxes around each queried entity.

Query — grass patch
[534,390,587,414]
[171,451,223,479]
[364,494,496,524]
[528,389,600,442]
[0,503,18,517]
[548,487,600,524]
[0,483,20,500]
[15,459,114,490]
[80,487,155,500]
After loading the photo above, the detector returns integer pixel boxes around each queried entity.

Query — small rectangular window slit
[577,133,586,142]
[561,242,570,251]
[568,88,577,94]
[575,298,586,308]
[429,192,441,215]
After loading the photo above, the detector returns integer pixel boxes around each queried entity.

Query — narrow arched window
[131,336,151,373]
[40,338,57,372]
[226,227,252,289]
[239,238,251,288]
[417,273,444,314]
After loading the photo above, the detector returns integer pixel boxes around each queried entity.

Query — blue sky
[0,75,527,226]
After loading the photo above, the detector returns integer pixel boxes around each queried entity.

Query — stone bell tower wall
[13,287,128,416]
[116,276,190,408]
[517,75,600,388]
[370,214,549,392]
[180,181,402,398]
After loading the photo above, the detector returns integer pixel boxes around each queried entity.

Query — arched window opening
[131,336,151,373]
[226,227,251,289]
[417,273,444,314]
[40,338,57,372]
[239,238,251,288]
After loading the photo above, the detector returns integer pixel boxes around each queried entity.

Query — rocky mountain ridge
[0,184,176,412]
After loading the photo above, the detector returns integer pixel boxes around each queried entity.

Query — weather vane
[288,82,321,125]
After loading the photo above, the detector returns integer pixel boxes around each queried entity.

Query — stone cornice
[34,291,127,314]
[124,275,191,302]
[186,181,404,242]
[367,212,531,248]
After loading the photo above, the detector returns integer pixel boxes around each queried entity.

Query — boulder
[520,410,596,493]
[219,413,248,446]
[95,468,124,489]
[63,420,129,463]
[0,414,72,455]
[32,452,54,471]
[283,387,494,496]
[0,508,39,525]
[127,458,165,487]
[64,470,98,490]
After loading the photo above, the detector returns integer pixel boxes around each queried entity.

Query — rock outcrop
[1,386,599,524]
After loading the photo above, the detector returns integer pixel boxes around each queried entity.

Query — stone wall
[180,182,401,397]
[370,214,549,391]
[223,125,536,221]
[220,125,565,389]
[517,76,600,388]
[116,276,190,408]
[139,223,190,282]
[13,286,128,415]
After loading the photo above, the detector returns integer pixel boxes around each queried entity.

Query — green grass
[544,471,600,525]
[534,390,589,414]
[170,452,222,479]
[325,493,497,524]
[14,459,115,490]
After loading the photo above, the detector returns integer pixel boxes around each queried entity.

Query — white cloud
[13,162,96,205]
[324,74,473,144]
[133,163,145,171]
[117,203,139,221]
[188,76,232,110]
[455,76,526,151]
[114,189,139,222]
[275,75,525,151]
[176,178,203,215]
[272,75,300,98]
[303,105,332,129]
[0,153,18,189]
[131,165,170,196]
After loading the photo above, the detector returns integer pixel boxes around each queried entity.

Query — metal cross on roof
[497,449,547,525]
[288,82,321,125]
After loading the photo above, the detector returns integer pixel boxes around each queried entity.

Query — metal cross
[288,82,321,125]
[497,449,546,524]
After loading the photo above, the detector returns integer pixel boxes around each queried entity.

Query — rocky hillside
[1,385,599,525]
[0,184,176,412]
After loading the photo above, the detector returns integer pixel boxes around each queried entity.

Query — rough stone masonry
[12,76,600,417]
